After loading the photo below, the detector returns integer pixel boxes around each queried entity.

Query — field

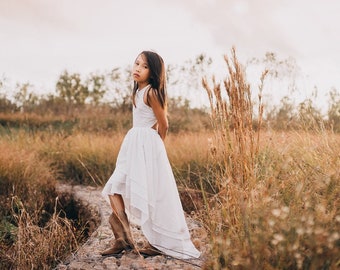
[0,127,339,269]
[0,50,339,269]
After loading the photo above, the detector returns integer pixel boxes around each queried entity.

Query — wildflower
[329,232,340,242]
[274,233,284,242]
[280,206,289,219]
[268,219,275,227]
[335,215,340,223]
[296,227,304,235]
[271,233,284,245]
[272,209,281,217]
[295,252,303,269]
[292,242,299,251]
[271,238,279,246]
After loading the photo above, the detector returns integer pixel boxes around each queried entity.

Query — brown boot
[101,212,133,256]
[117,211,136,251]
[139,242,163,257]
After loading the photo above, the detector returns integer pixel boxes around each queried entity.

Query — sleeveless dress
[102,85,200,259]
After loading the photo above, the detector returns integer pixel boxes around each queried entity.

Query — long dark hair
[132,51,167,109]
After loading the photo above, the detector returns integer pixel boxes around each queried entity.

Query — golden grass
[0,134,97,269]
[0,139,56,219]
[0,126,339,269]
[4,202,78,269]
[0,46,339,268]
[200,48,340,269]
[39,132,124,185]
[1,130,124,185]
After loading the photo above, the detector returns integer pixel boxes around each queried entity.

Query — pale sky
[1,0,339,110]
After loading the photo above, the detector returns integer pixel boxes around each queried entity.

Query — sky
[1,0,339,111]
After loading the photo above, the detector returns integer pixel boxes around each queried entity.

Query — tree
[298,98,323,131]
[0,77,18,113]
[14,82,38,112]
[86,73,107,106]
[266,96,297,130]
[56,71,89,114]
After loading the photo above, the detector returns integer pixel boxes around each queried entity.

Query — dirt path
[56,184,208,270]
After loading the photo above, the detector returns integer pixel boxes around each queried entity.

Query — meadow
[0,49,339,269]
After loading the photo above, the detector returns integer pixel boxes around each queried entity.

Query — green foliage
[56,71,90,111]
[297,98,323,131]
[86,73,107,105]
[265,95,326,131]
[0,98,17,113]
[266,96,297,130]
[168,96,210,133]
[14,82,39,112]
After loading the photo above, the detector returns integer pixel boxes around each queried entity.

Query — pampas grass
[201,48,340,269]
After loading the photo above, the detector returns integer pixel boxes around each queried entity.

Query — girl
[101,51,200,260]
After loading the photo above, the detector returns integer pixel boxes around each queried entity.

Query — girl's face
[132,54,150,89]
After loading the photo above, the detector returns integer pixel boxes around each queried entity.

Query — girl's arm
[147,89,168,140]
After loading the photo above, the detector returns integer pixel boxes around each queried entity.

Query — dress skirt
[102,127,200,259]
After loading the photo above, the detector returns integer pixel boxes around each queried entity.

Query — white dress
[102,85,200,259]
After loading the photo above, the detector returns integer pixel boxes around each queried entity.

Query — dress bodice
[133,85,157,128]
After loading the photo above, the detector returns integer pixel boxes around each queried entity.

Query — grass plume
[201,48,339,269]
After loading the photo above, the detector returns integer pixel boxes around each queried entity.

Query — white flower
[281,206,289,214]
[268,219,275,227]
[273,233,284,242]
[296,227,304,235]
[272,209,281,217]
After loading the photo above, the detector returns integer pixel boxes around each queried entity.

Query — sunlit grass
[201,48,340,269]
[1,124,339,269]
[0,133,98,269]
[0,48,339,269]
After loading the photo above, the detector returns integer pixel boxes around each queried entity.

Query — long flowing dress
[102,85,200,259]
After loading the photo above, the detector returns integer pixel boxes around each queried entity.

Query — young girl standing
[101,51,200,260]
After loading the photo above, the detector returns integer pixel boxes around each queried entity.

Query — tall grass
[202,47,265,227]
[201,48,340,269]
[1,51,339,268]
[39,132,123,186]
[0,136,97,269]
[1,124,339,268]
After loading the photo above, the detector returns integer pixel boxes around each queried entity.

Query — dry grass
[0,107,133,135]
[1,48,339,268]
[0,139,56,220]
[1,127,339,269]
[1,129,124,186]
[0,135,96,269]
[39,132,124,186]
[201,48,340,269]
[2,201,79,269]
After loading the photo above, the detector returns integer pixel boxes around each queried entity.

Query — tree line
[0,52,339,132]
